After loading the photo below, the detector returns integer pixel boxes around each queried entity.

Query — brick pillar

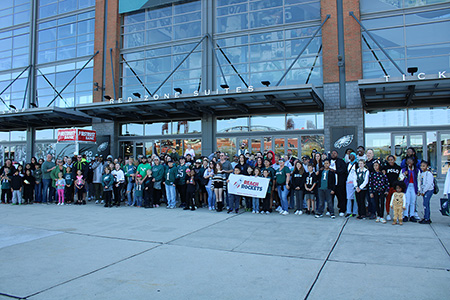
[321,0,339,84]
[343,0,362,81]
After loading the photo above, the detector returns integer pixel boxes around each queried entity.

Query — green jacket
[41,161,56,180]
[165,166,177,185]
[151,164,165,182]
[50,166,66,188]
[175,164,188,185]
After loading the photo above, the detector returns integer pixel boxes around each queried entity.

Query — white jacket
[418,170,434,194]
[346,162,357,184]
[444,171,450,196]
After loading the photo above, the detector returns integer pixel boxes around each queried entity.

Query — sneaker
[331,215,336,219]
[252,210,256,214]
[409,217,417,223]
[276,206,282,212]
[386,214,392,221]
[281,211,289,215]
[380,218,386,224]
[235,209,239,214]
[339,212,345,217]
[369,214,376,220]
[294,210,299,215]
[306,210,311,215]
[95,200,99,204]
[298,210,303,215]
[265,211,270,214]
[209,207,212,211]
[255,211,259,214]
[345,214,351,218]
[325,212,330,216]
[356,215,364,220]
[101,200,104,204]
[376,217,380,223]
[315,214,323,218]
[227,209,232,214]
[403,216,409,222]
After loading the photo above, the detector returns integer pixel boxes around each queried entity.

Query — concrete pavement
[1,193,449,299]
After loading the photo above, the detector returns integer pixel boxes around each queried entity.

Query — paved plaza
[1,191,450,300]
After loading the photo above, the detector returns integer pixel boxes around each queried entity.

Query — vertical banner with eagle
[331,126,358,158]
[227,174,270,198]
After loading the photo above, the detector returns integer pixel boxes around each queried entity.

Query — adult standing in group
[219,152,233,207]
[72,154,89,179]
[330,150,347,217]
[41,154,56,204]
[401,147,421,169]
[92,154,106,204]
[184,144,195,158]
[124,157,137,206]
[236,154,250,175]
[1,159,16,176]
[365,149,376,219]
[176,156,188,207]
[151,157,165,206]
[275,158,291,215]
[383,155,402,221]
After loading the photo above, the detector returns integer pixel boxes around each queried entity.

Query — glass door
[440,132,450,176]
[393,134,408,165]
[391,133,426,165]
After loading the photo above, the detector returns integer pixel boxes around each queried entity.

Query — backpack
[433,176,439,195]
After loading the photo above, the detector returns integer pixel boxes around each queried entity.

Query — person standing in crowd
[133,174,143,207]
[227,166,242,214]
[41,154,56,204]
[212,162,226,212]
[356,146,367,161]
[443,165,450,217]
[418,160,434,224]
[237,143,248,156]
[346,152,358,217]
[34,164,42,203]
[151,157,164,207]
[251,167,262,213]
[354,159,369,219]
[102,167,114,208]
[383,155,402,221]
[287,149,297,166]
[176,156,188,208]
[316,159,336,219]
[124,157,137,206]
[198,159,208,207]
[143,169,154,208]
[401,147,421,169]
[22,169,35,205]
[369,160,389,223]
[185,169,197,211]
[55,172,66,205]
[231,155,239,169]
[402,157,419,222]
[64,167,74,204]
[365,149,376,219]
[184,144,195,158]
[343,148,353,164]
[219,152,233,208]
[1,167,11,204]
[51,159,65,204]
[292,161,306,215]
[304,164,317,214]
[330,150,347,217]
[11,169,23,205]
[266,150,275,165]
[204,161,215,211]
[169,147,180,163]
[111,163,125,207]
[30,157,38,170]
[1,159,16,176]
[92,155,105,204]
[165,160,177,209]
[261,168,273,214]
[74,169,86,205]
[275,158,291,215]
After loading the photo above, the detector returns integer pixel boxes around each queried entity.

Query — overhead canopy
[0,107,93,130]
[77,84,324,122]
[359,75,450,110]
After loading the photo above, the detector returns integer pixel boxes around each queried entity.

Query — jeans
[277,185,289,211]
[12,190,22,204]
[35,182,42,203]
[166,184,176,208]
[229,194,240,211]
[404,183,416,218]
[293,189,304,211]
[346,182,358,215]
[134,195,143,207]
[127,182,135,205]
[252,197,260,212]
[42,178,52,203]
[206,186,216,208]
[422,190,433,220]
[318,188,333,215]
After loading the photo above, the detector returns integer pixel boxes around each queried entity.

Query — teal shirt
[64,173,73,186]
[151,164,165,182]
[175,164,188,185]
[165,166,177,185]
[320,170,329,190]
[41,161,55,180]
[275,166,290,185]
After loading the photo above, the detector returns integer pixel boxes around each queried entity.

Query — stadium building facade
[0,0,449,177]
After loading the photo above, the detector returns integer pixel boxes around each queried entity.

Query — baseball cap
[196,159,202,163]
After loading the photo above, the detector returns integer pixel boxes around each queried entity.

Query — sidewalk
[1,192,449,300]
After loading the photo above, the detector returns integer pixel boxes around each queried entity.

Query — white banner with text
[227,174,270,198]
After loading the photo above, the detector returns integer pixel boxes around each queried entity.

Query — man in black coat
[330,150,348,216]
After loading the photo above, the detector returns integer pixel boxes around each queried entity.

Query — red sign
[77,129,96,142]
[57,129,77,142]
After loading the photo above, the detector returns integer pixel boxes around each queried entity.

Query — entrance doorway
[392,133,426,166]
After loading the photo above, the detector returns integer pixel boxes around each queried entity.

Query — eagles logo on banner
[227,174,270,198]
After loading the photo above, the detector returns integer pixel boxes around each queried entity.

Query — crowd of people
[1,145,450,226]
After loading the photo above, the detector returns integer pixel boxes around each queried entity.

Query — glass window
[10,131,26,141]
[184,139,201,158]
[217,117,249,132]
[216,137,236,156]
[365,133,391,160]
[301,135,324,157]
[364,110,407,128]
[145,121,171,135]
[0,131,9,141]
[408,107,450,126]
[250,115,285,131]
[36,129,54,140]
[173,120,201,134]
[121,123,144,136]
[286,113,323,130]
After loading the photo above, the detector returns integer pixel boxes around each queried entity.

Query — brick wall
[321,0,339,83]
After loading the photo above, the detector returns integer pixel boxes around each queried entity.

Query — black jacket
[318,169,336,191]
[291,170,306,190]
[11,175,23,190]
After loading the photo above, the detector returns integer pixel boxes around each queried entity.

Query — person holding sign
[227,166,242,214]
[275,158,291,215]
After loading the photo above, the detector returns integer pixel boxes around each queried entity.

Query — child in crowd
[390,182,406,225]
[75,169,85,205]
[292,161,306,216]
[402,157,419,222]
[383,155,402,221]
[304,164,317,214]
[143,169,154,208]
[316,159,336,219]
[355,159,369,219]
[261,168,273,214]
[23,169,35,204]
[1,167,11,204]
[204,161,215,211]
[252,167,262,213]
[185,169,197,211]
[56,172,66,205]
[418,160,434,224]
[11,169,23,205]
[102,167,114,208]
[64,167,74,205]
[227,166,241,214]
[212,163,226,212]
[133,174,143,207]
[34,164,42,203]
[369,160,389,223]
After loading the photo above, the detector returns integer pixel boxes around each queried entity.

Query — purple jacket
[402,166,419,194]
